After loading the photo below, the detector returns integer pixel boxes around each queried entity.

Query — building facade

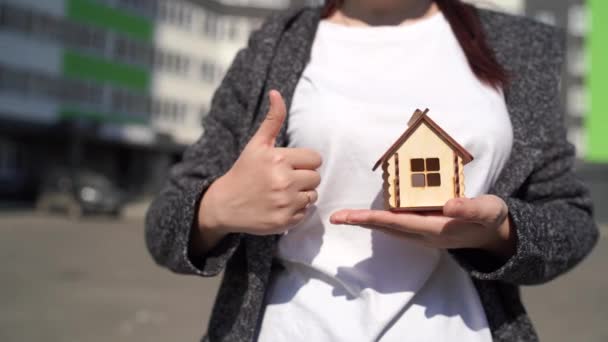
[0,0,308,198]
[473,0,607,165]
[524,0,589,158]
[465,0,525,13]
[0,0,603,201]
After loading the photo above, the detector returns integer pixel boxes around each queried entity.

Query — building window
[116,0,157,17]
[0,64,197,124]
[111,89,152,117]
[0,65,105,106]
[0,139,18,178]
[410,158,441,187]
[567,47,587,76]
[568,4,587,37]
[150,98,190,125]
[158,0,192,30]
[181,6,193,29]
[227,19,239,40]
[0,4,6,27]
[158,0,171,21]
[201,60,220,83]
[203,13,217,38]
[567,85,587,118]
[115,37,154,67]
[0,3,108,52]
[534,11,556,26]
[153,50,190,75]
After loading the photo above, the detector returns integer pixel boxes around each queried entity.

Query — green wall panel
[588,0,608,162]
[63,50,149,92]
[67,0,153,41]
[60,108,147,125]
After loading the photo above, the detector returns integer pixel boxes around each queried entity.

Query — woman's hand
[197,90,322,241]
[330,195,516,258]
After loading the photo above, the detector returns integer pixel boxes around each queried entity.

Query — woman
[145,0,598,341]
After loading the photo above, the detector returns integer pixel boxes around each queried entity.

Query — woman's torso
[257,10,512,342]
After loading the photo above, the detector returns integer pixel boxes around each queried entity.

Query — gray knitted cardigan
[145,6,599,342]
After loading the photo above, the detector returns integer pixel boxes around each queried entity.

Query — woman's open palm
[330,195,515,258]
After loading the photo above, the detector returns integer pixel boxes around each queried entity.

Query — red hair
[322,0,508,89]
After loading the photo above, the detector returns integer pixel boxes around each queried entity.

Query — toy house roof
[372,108,474,171]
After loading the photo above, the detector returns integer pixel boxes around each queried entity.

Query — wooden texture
[389,206,444,212]
[454,152,460,198]
[377,108,475,211]
[373,109,473,171]
[394,153,400,207]
[457,156,466,197]
[395,122,455,208]
[384,155,397,209]
[407,108,428,127]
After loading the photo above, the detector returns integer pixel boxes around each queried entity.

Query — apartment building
[0,0,603,201]
[0,0,308,198]
[523,0,588,158]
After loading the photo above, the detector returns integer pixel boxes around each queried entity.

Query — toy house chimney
[408,108,430,126]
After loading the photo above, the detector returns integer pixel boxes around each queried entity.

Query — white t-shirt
[258,11,512,342]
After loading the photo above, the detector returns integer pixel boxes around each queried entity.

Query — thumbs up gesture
[197,90,322,238]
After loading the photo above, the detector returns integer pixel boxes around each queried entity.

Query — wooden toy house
[373,109,474,211]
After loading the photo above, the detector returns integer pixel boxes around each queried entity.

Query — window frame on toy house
[410,157,441,188]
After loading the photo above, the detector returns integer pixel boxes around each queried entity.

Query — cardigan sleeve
[144,25,272,277]
[450,24,599,285]
[450,141,598,285]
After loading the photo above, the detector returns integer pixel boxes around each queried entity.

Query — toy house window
[410,158,441,187]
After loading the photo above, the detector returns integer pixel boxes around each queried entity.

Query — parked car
[36,169,125,218]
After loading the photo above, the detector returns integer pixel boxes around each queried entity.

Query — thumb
[252,90,287,146]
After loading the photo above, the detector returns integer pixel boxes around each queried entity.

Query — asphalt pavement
[0,211,606,342]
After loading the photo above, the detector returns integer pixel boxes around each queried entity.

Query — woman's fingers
[330,209,445,235]
[443,195,508,227]
[275,147,323,170]
[292,169,321,191]
[329,197,512,252]
[288,207,309,225]
[293,190,318,211]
